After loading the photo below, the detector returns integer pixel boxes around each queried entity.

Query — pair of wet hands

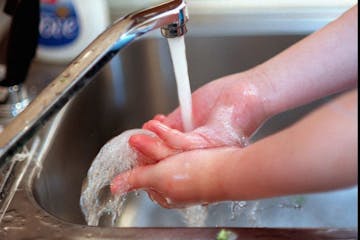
[109,76,263,208]
[110,107,248,208]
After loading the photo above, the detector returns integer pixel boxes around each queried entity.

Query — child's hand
[128,73,267,165]
[110,73,269,207]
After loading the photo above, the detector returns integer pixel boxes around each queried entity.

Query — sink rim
[1,183,358,240]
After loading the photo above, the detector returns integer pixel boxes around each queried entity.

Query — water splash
[230,201,247,220]
[80,129,155,226]
[180,205,208,227]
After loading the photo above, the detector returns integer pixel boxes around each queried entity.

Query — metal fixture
[0,0,188,165]
[0,84,30,125]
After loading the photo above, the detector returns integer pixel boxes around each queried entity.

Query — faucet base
[0,84,30,125]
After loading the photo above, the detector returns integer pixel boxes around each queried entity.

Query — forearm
[250,5,358,117]
[223,90,357,200]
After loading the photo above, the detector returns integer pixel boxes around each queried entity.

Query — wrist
[227,68,273,137]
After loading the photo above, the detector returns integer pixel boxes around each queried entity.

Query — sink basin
[30,34,357,228]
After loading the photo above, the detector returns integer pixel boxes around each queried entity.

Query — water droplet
[62,72,71,78]
[72,61,80,67]
[278,196,305,210]
[180,205,208,227]
[165,197,173,205]
[230,201,247,220]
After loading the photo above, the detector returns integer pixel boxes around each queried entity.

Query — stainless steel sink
[30,34,357,227]
[0,4,357,239]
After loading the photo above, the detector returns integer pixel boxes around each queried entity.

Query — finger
[110,171,132,195]
[111,148,242,205]
[111,169,174,208]
[153,114,167,122]
[142,114,167,129]
[143,120,210,150]
[111,166,152,195]
[129,134,179,163]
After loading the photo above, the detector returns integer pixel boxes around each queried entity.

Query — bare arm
[254,5,358,116]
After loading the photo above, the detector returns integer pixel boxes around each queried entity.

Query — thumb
[110,165,156,195]
[111,147,242,207]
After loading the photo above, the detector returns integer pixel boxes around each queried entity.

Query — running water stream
[166,36,208,226]
[167,36,193,132]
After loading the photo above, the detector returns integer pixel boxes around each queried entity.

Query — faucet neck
[0,0,189,165]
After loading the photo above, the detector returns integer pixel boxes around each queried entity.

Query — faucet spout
[161,1,188,38]
[161,22,188,38]
[0,0,188,165]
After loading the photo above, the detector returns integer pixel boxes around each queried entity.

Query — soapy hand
[111,146,245,208]
[111,90,358,209]
[110,73,268,207]
[128,72,267,165]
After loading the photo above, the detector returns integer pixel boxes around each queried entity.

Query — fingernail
[129,135,141,149]
[110,174,131,195]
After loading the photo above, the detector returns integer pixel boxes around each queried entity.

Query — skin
[111,5,358,208]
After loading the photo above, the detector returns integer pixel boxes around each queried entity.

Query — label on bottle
[38,0,80,47]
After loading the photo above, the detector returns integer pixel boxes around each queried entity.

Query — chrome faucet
[0,0,188,165]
